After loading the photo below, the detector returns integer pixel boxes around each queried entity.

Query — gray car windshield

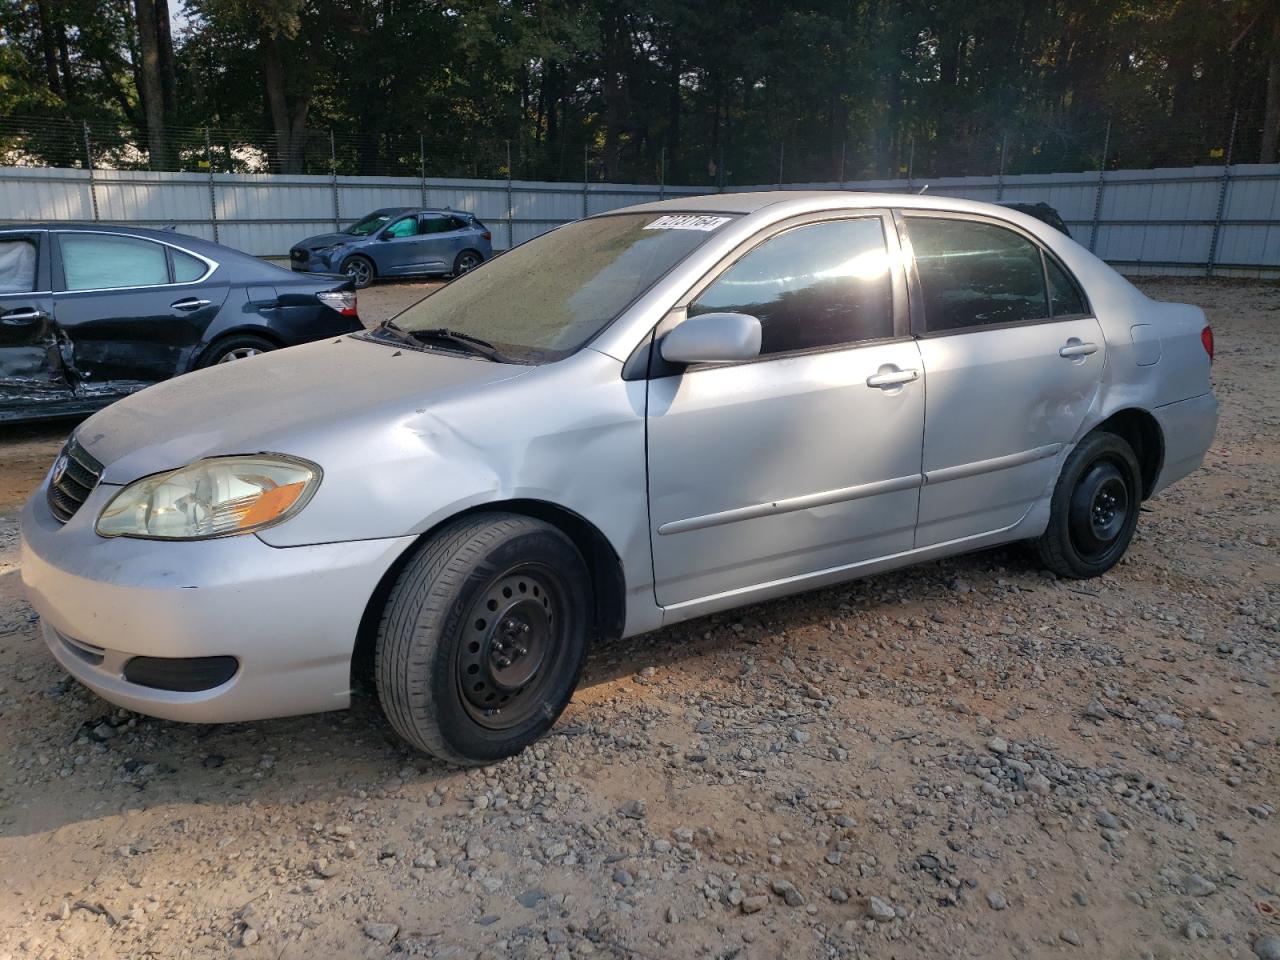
[387,213,737,362]
[346,212,394,236]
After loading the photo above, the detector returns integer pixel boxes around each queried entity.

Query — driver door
[645,213,926,609]
[373,215,427,276]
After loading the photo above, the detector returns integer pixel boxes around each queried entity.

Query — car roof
[615,189,1041,219]
[0,221,244,257]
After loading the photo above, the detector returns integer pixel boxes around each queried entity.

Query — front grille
[47,437,104,523]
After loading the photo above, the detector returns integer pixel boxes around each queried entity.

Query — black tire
[196,333,275,368]
[451,249,483,277]
[1037,431,1143,579]
[375,513,590,765]
[341,255,375,289]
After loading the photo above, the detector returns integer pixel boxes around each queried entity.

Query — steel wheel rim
[217,347,262,363]
[456,253,480,274]
[1068,458,1130,561]
[345,260,371,285]
[458,566,565,730]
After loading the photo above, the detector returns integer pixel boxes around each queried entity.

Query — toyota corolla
[20,192,1218,766]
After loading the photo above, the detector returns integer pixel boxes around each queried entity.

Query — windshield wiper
[374,321,516,363]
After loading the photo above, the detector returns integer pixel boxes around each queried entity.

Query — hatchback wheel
[375,513,590,765]
[1037,431,1142,578]
[197,334,275,368]
[342,255,375,289]
[452,250,483,276]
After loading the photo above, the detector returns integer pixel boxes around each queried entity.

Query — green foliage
[1,0,1274,177]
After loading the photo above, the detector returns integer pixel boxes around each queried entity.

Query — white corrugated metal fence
[1,163,1276,276]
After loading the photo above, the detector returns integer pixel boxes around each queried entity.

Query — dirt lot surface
[0,279,1276,960]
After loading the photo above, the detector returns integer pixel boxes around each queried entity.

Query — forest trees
[0,0,1276,179]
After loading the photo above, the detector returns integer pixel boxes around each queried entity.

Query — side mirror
[660,312,762,366]
[378,232,396,241]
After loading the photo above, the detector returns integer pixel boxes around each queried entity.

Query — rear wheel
[1037,431,1142,578]
[375,513,590,765]
[197,333,275,368]
[452,249,483,277]
[342,255,375,289]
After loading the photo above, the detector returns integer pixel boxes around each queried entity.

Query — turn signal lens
[1200,325,1214,363]
[96,456,321,540]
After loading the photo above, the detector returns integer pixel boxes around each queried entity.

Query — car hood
[75,336,532,484]
[295,232,353,250]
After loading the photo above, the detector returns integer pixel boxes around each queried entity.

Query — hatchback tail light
[482,231,492,242]
[317,290,358,317]
[1201,325,1214,363]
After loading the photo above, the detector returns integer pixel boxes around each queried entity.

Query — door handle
[171,298,212,311]
[866,367,919,388]
[1,308,47,326]
[1059,341,1098,358]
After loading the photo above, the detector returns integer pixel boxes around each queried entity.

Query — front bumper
[290,249,338,273]
[20,479,415,723]
[1151,391,1219,497]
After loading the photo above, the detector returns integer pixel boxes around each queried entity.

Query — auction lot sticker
[644,215,733,231]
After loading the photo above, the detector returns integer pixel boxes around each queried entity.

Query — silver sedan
[20,192,1219,765]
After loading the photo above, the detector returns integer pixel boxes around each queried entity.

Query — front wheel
[341,255,375,289]
[375,513,590,765]
[1037,431,1142,578]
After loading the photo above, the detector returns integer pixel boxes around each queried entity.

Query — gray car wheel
[375,513,590,766]
[342,255,375,289]
[196,334,276,369]
[452,250,483,276]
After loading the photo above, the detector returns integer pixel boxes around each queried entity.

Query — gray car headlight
[96,455,321,540]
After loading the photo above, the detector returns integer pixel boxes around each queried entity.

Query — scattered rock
[986,889,1008,910]
[363,922,398,945]
[1182,873,1217,897]
[866,896,896,922]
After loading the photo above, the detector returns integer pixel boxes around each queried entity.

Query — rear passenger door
[901,212,1104,547]
[52,231,227,386]
[417,215,467,273]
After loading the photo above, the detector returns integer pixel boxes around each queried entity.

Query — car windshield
[345,212,396,236]
[386,212,737,362]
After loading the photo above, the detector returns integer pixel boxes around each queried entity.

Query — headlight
[96,455,321,540]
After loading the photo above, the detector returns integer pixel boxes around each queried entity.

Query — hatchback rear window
[389,213,737,362]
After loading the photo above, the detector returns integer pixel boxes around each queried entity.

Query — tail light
[482,231,492,242]
[317,290,358,317]
[1200,325,1214,363]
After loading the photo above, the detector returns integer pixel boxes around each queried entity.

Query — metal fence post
[419,134,427,208]
[777,142,785,190]
[839,140,846,189]
[1088,121,1112,254]
[205,127,219,243]
[1206,110,1239,278]
[658,146,666,201]
[996,132,1008,200]
[506,141,515,250]
[906,136,915,193]
[330,131,339,231]
[82,121,99,221]
[582,145,589,219]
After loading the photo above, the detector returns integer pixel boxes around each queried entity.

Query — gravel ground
[0,278,1276,960]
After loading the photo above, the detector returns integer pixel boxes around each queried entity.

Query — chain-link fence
[1,112,1277,275]
[0,109,1266,184]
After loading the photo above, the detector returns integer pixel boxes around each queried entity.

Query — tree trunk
[133,0,168,169]
[154,0,178,120]
[34,0,62,97]
[1263,21,1280,163]
[260,27,309,174]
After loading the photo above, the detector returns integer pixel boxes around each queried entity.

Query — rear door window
[419,216,452,234]
[906,217,1049,332]
[1046,255,1087,316]
[59,233,170,291]
[0,238,38,294]
[689,217,894,356]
